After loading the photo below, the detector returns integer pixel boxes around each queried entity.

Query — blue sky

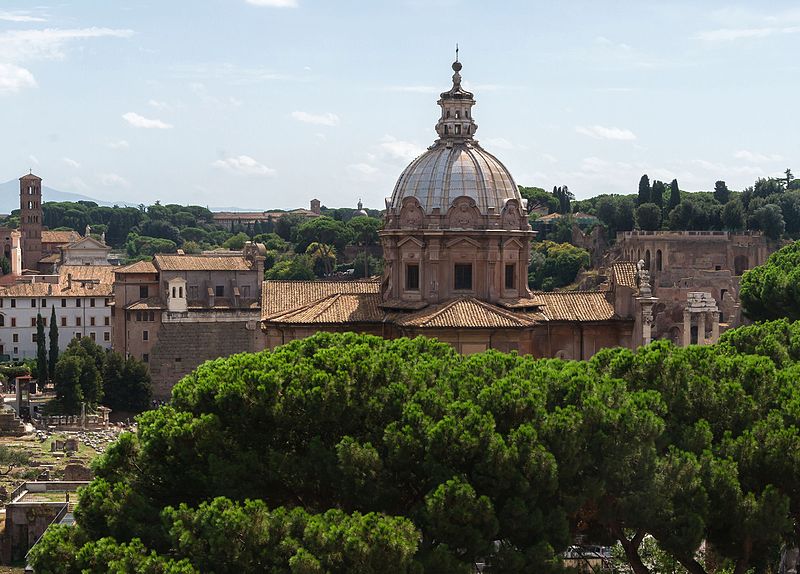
[0,1,797,210]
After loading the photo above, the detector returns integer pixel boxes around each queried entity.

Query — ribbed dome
[389,142,519,215]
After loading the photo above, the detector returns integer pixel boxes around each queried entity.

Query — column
[697,312,706,346]
[683,310,691,347]
[711,312,720,344]
[642,304,653,346]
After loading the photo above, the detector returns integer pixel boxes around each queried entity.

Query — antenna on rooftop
[455,43,459,63]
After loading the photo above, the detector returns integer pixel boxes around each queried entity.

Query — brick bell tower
[19,172,43,271]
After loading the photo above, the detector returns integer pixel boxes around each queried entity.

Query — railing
[618,230,763,239]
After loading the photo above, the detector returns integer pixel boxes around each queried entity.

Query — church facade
[261,60,651,358]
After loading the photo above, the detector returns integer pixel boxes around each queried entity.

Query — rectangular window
[76,299,81,307]
[136,310,142,321]
[12,347,17,355]
[61,317,67,327]
[105,298,110,307]
[90,298,95,307]
[74,332,80,339]
[454,263,473,290]
[30,318,36,327]
[406,264,420,291]
[0,299,3,308]
[12,334,18,343]
[143,330,149,341]
[148,311,155,322]
[76,317,81,327]
[31,333,37,343]
[90,317,96,326]
[31,299,36,308]
[215,285,224,297]
[139,285,148,299]
[505,264,515,290]
[242,285,250,298]
[104,317,110,326]
[104,332,110,342]
[41,299,46,308]
[10,299,15,308]
[90,332,96,341]
[142,353,149,363]
[61,298,67,307]
[11,318,15,327]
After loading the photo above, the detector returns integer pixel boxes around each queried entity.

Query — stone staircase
[0,407,27,436]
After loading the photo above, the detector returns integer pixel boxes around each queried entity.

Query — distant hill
[0,179,136,214]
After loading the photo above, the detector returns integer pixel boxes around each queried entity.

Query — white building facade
[0,266,114,360]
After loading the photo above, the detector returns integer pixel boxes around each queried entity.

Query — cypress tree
[714,180,730,204]
[49,306,59,381]
[36,313,48,384]
[668,179,681,212]
[652,180,665,210]
[638,174,651,205]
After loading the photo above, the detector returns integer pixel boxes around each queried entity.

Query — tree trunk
[732,536,752,574]
[611,525,651,574]
[674,554,708,574]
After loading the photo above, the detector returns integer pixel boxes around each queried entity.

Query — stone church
[261,59,653,358]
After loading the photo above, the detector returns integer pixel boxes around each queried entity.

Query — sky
[0,1,797,210]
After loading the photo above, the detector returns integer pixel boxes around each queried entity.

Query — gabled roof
[64,236,109,250]
[611,261,638,290]
[42,230,81,244]
[396,297,537,329]
[262,279,381,319]
[532,290,617,322]
[268,293,384,324]
[0,265,115,298]
[154,254,253,272]
[115,260,157,274]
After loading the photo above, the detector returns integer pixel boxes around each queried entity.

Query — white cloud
[212,155,276,177]
[0,11,46,22]
[482,137,516,150]
[0,63,36,93]
[291,111,340,126]
[575,125,637,141]
[0,27,134,62]
[733,150,784,163]
[696,26,800,42]
[246,0,298,6]
[62,157,80,168]
[378,136,424,161]
[122,112,173,129]
[148,99,169,110]
[98,173,131,188]
[108,140,129,149]
[348,163,379,176]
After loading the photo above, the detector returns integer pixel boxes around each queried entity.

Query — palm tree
[305,242,336,277]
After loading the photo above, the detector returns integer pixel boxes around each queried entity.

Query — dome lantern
[434,59,478,142]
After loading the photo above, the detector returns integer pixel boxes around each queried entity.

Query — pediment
[445,236,482,249]
[502,238,525,250]
[397,236,424,249]
[65,236,109,250]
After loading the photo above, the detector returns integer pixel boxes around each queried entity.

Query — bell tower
[19,172,43,271]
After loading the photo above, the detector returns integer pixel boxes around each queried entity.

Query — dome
[389,143,520,215]
[387,59,522,216]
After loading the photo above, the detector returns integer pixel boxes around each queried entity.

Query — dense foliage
[740,240,800,322]
[52,337,152,414]
[573,172,800,240]
[528,241,591,290]
[30,324,800,573]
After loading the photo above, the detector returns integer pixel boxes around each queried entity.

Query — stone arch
[656,249,663,272]
[644,249,651,271]
[734,255,749,276]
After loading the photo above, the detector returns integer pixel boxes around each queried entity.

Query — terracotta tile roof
[497,297,542,310]
[268,293,384,324]
[612,261,638,290]
[115,260,157,274]
[0,265,115,298]
[42,230,81,244]
[125,297,164,310]
[38,253,61,264]
[396,297,537,329]
[154,254,253,272]
[262,279,381,319]
[532,290,617,322]
[379,299,429,310]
